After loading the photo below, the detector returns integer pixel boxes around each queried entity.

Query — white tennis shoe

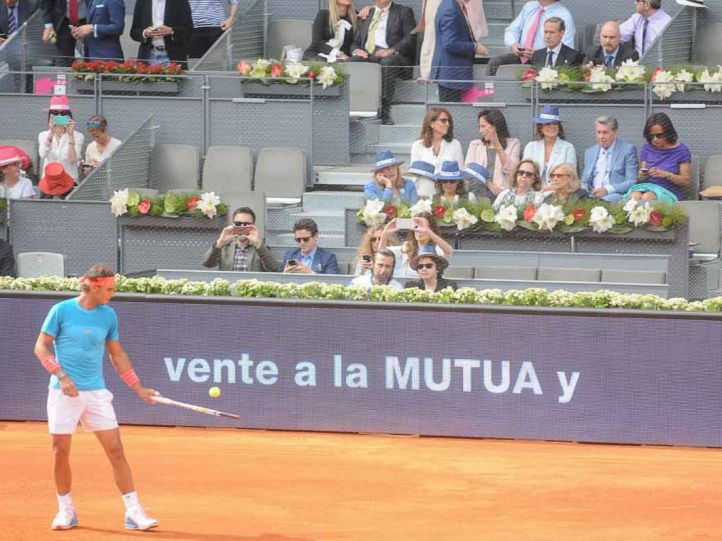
[125,505,159,531]
[51,506,79,530]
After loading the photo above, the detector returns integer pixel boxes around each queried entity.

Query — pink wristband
[41,355,61,374]
[120,369,140,387]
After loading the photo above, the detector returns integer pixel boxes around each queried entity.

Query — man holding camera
[350,249,402,289]
[281,218,339,275]
[202,207,279,272]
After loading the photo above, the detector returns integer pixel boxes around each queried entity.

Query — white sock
[121,491,140,510]
[57,493,73,509]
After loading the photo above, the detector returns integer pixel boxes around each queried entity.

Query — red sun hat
[0,146,22,168]
[48,95,71,112]
[39,162,75,196]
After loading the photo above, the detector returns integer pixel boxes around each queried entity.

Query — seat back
[474,266,537,281]
[702,155,722,190]
[202,145,253,198]
[149,144,200,192]
[16,252,65,278]
[678,201,721,258]
[254,147,306,201]
[444,266,474,279]
[601,269,667,285]
[678,155,700,201]
[347,63,382,117]
[266,19,313,59]
[537,267,601,282]
[495,65,527,78]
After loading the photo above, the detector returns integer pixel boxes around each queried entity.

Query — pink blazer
[465,137,521,190]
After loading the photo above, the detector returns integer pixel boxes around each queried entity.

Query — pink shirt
[464,137,521,190]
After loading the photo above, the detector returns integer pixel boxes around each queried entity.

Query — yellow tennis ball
[208,386,221,398]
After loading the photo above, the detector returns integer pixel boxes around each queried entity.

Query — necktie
[641,17,649,55]
[459,1,476,41]
[605,54,614,67]
[7,7,17,34]
[365,9,383,53]
[69,0,79,25]
[546,49,554,67]
[520,6,545,64]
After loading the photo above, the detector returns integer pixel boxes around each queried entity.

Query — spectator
[202,206,279,271]
[619,0,671,58]
[364,151,418,204]
[410,108,464,172]
[530,16,582,67]
[407,160,437,199]
[353,224,399,276]
[435,160,476,205]
[38,96,85,183]
[350,249,403,289]
[544,163,588,205]
[488,0,575,75]
[0,150,35,199]
[0,237,15,277]
[582,20,639,67]
[624,112,690,203]
[580,116,639,203]
[492,159,545,210]
[188,0,239,59]
[1,0,36,45]
[404,245,457,291]
[465,109,521,196]
[130,0,193,67]
[304,0,357,62]
[418,0,487,80]
[84,115,122,170]
[523,104,576,185]
[379,212,453,278]
[350,0,416,125]
[39,162,75,199]
[282,218,340,274]
[71,0,124,61]
[40,0,82,67]
[429,0,487,103]
[461,162,491,199]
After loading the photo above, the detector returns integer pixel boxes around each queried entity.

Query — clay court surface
[1,422,721,541]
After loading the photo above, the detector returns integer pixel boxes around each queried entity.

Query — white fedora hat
[676,0,706,7]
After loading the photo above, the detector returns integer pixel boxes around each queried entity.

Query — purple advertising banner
[1,294,721,447]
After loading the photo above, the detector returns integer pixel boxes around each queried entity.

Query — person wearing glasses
[410,108,464,173]
[522,104,576,185]
[492,159,545,210]
[350,249,403,289]
[202,206,279,272]
[353,224,399,276]
[83,115,122,170]
[624,112,690,203]
[544,163,588,205]
[404,245,457,291]
[619,0,671,58]
[38,95,85,183]
[282,218,340,274]
[364,151,418,204]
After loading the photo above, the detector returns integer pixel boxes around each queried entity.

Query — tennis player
[34,264,159,531]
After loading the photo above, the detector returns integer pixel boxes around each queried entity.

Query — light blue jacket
[580,139,639,197]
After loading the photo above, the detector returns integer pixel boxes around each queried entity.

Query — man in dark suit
[282,218,340,275]
[0,0,36,43]
[430,0,487,103]
[350,0,416,125]
[530,16,582,68]
[583,20,639,67]
[40,0,85,66]
[70,0,125,61]
[130,0,193,67]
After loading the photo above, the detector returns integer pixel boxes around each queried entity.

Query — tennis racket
[151,394,241,420]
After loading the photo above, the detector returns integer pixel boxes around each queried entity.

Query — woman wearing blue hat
[522,104,577,185]
[435,160,475,205]
[404,245,457,292]
[407,160,437,199]
[363,151,418,204]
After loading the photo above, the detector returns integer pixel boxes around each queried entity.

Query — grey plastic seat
[0,139,38,176]
[537,267,601,282]
[133,188,160,198]
[266,19,313,59]
[678,155,700,201]
[444,266,474,279]
[202,145,253,197]
[473,266,537,280]
[702,155,722,189]
[16,252,65,278]
[678,201,721,262]
[149,144,200,192]
[254,147,305,204]
[347,63,382,118]
[495,65,527,78]
[601,269,667,285]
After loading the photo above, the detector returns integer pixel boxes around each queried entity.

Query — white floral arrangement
[535,66,560,90]
[237,58,346,88]
[360,199,387,227]
[532,203,565,231]
[109,188,227,219]
[588,206,616,234]
[700,65,722,93]
[409,198,432,216]
[624,199,653,227]
[588,65,615,92]
[494,204,518,232]
[615,59,647,83]
[453,207,478,231]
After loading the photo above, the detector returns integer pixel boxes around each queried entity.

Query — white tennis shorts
[47,388,119,434]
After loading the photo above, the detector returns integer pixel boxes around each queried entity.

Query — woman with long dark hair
[410,107,464,172]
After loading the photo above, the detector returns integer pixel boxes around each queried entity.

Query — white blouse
[0,176,36,199]
[85,137,122,166]
[38,130,85,181]
[410,138,465,172]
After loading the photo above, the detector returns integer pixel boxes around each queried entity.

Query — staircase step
[389,104,426,124]
[377,124,421,144]
[392,80,438,103]
[366,142,414,155]
[302,188,364,208]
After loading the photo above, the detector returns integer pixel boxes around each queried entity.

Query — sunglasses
[435,118,450,124]
[371,236,382,242]
[516,170,535,177]
[549,173,571,179]
[647,132,666,141]
[233,221,253,227]
[417,263,436,270]
[294,235,314,243]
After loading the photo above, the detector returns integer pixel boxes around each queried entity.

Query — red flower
[307,70,317,79]
[187,196,201,212]
[271,63,283,78]
[433,204,446,218]
[572,208,587,222]
[582,71,592,82]
[523,205,537,222]
[383,204,396,218]
[649,210,664,226]
[237,60,252,75]
[138,199,152,215]
[521,68,538,82]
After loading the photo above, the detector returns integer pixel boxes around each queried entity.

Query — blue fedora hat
[407,160,436,180]
[435,160,464,181]
[463,162,490,184]
[371,150,404,172]
[532,104,562,124]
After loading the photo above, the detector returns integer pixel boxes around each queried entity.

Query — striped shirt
[189,0,238,28]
